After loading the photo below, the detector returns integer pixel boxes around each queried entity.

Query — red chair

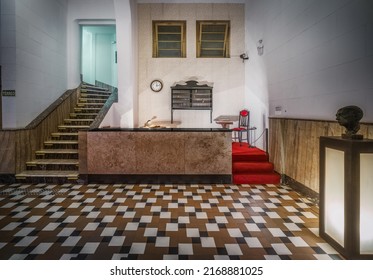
[232,109,250,146]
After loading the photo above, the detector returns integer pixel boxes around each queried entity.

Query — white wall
[246,0,373,122]
[67,0,138,128]
[244,0,270,149]
[111,0,138,128]
[66,0,115,88]
[0,0,68,128]
[1,0,16,127]
[138,3,245,128]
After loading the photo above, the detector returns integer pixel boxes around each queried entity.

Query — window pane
[200,49,224,57]
[201,41,224,49]
[202,24,226,32]
[158,25,181,33]
[158,33,181,41]
[201,33,226,41]
[158,49,181,57]
[197,21,229,58]
[158,41,181,50]
[153,21,186,58]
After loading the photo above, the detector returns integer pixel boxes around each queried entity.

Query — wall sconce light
[319,136,373,259]
[239,53,249,62]
[257,39,264,56]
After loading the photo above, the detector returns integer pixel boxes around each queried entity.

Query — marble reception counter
[79,128,232,183]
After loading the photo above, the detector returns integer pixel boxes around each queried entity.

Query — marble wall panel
[87,132,137,174]
[78,131,87,174]
[184,132,231,174]
[134,132,185,174]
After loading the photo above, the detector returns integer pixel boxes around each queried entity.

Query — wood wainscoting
[269,117,373,195]
[0,88,79,180]
[0,94,1,130]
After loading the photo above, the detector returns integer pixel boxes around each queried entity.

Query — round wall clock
[150,79,163,92]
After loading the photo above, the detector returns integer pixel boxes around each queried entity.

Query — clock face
[150,80,163,92]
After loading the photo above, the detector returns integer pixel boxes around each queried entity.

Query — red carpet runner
[232,142,280,184]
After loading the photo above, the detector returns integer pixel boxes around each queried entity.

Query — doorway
[81,25,117,88]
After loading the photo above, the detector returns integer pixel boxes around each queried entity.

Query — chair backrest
[239,109,250,128]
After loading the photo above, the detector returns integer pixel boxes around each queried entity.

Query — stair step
[79,98,107,103]
[77,102,105,107]
[82,83,108,88]
[232,152,268,162]
[232,143,269,162]
[58,125,90,130]
[233,173,281,185]
[26,159,79,166]
[16,170,79,180]
[64,118,94,123]
[44,140,79,146]
[80,93,110,98]
[81,88,109,93]
[51,132,78,138]
[70,113,98,118]
[233,162,274,174]
[35,149,78,155]
[74,107,101,112]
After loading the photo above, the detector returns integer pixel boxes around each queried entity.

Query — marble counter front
[79,128,232,184]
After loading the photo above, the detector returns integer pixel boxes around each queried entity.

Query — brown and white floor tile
[0,183,342,260]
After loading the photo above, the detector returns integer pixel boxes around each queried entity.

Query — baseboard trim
[0,174,16,184]
[283,174,319,204]
[81,174,232,184]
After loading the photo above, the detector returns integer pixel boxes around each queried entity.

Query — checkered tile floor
[0,183,342,260]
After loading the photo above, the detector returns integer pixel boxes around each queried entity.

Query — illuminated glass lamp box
[319,106,373,259]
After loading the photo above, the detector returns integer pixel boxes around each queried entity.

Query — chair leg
[239,131,242,146]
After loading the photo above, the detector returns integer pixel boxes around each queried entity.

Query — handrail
[25,88,77,129]
[0,87,78,132]
[89,89,118,129]
[0,86,79,175]
[85,80,118,129]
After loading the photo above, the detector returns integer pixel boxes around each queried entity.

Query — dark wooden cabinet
[171,80,213,123]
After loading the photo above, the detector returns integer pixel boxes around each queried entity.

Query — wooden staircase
[15,83,111,183]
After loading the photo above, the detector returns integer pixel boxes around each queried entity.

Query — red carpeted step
[233,153,268,162]
[232,144,269,162]
[232,142,279,185]
[233,162,274,174]
[233,173,281,185]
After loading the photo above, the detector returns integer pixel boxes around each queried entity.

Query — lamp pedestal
[320,136,373,259]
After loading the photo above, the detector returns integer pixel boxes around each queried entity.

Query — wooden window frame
[196,20,230,58]
[152,21,186,58]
